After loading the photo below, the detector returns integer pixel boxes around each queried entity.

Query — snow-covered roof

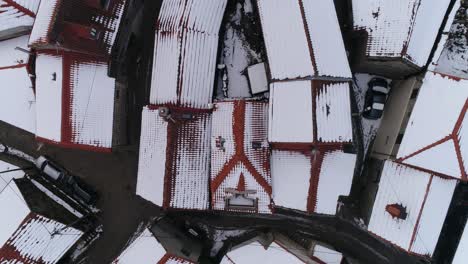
[257,0,351,81]
[113,228,194,264]
[30,0,126,54]
[452,222,468,264]
[150,0,227,109]
[268,80,353,145]
[35,51,115,151]
[221,241,305,264]
[352,0,452,67]
[210,101,272,214]
[0,0,39,36]
[368,161,457,256]
[0,180,83,264]
[0,35,36,133]
[312,245,343,264]
[271,149,356,215]
[0,160,23,192]
[247,63,268,95]
[397,72,468,180]
[28,0,58,45]
[137,106,211,210]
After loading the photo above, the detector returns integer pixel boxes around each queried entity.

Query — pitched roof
[221,241,305,264]
[150,0,227,109]
[368,161,457,256]
[257,0,351,81]
[0,35,35,133]
[113,228,194,264]
[397,72,468,180]
[271,148,356,215]
[0,180,83,264]
[352,0,452,66]
[210,100,272,213]
[268,80,353,145]
[0,0,39,35]
[136,106,211,210]
[29,0,126,55]
[35,51,115,151]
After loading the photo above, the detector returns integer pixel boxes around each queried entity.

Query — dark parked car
[35,156,98,205]
[362,77,390,120]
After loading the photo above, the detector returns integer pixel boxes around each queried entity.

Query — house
[0,34,36,134]
[136,106,211,210]
[29,0,126,56]
[368,161,457,257]
[0,178,86,263]
[396,72,468,181]
[136,0,228,210]
[150,0,227,109]
[271,149,356,215]
[0,0,39,40]
[255,0,356,216]
[350,0,455,77]
[256,0,352,81]
[34,50,115,151]
[210,100,272,214]
[113,228,194,264]
[28,0,127,151]
[268,80,353,147]
[221,236,344,264]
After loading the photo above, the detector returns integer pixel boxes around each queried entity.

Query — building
[136,106,212,210]
[113,228,194,264]
[271,149,356,215]
[210,100,272,214]
[29,0,126,56]
[256,0,352,81]
[136,0,227,210]
[113,217,204,264]
[368,161,457,257]
[0,0,39,40]
[221,235,344,264]
[350,0,455,77]
[34,50,116,151]
[150,0,227,109]
[396,72,468,181]
[0,34,36,134]
[29,0,127,151]
[254,0,356,216]
[268,80,353,147]
[0,178,86,263]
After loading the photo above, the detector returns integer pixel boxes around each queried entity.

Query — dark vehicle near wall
[363,77,390,120]
[35,156,98,206]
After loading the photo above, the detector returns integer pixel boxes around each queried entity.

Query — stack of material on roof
[150,0,228,109]
[0,35,35,133]
[35,51,115,151]
[0,180,83,264]
[210,100,272,214]
[368,161,457,256]
[112,228,194,264]
[0,0,40,39]
[396,72,468,181]
[256,0,351,81]
[352,0,452,67]
[271,149,356,215]
[137,106,211,210]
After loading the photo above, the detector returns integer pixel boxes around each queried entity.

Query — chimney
[385,203,408,220]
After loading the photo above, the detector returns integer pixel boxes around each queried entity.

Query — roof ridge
[2,0,36,18]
